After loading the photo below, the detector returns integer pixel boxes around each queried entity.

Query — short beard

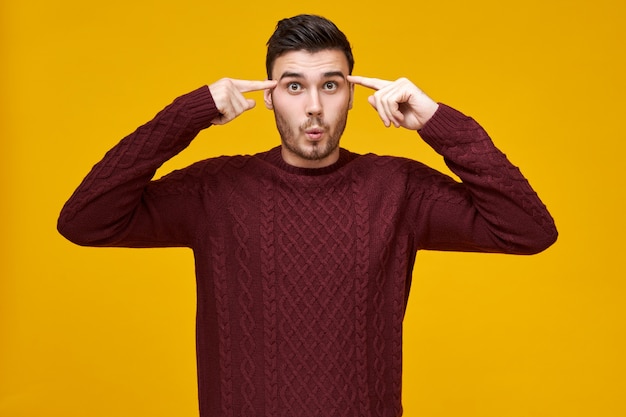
[275,111,348,162]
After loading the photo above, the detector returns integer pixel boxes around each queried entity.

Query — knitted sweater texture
[58,86,557,417]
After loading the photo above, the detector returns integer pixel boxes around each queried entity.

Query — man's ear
[264,88,274,110]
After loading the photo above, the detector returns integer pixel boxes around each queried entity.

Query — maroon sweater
[58,86,557,417]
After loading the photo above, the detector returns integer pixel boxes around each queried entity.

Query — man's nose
[305,90,322,116]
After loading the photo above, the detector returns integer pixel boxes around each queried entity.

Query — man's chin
[280,141,340,167]
[296,143,336,161]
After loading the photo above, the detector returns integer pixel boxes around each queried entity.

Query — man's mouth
[304,127,324,141]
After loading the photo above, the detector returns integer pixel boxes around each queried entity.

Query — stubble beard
[275,109,349,162]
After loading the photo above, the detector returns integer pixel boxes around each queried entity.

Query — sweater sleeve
[410,104,558,254]
[57,86,220,248]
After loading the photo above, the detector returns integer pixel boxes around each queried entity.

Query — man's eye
[323,81,338,90]
[287,82,301,92]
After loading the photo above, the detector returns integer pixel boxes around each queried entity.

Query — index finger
[347,75,392,91]
[232,79,278,93]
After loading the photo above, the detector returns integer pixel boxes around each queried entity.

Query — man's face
[265,49,354,168]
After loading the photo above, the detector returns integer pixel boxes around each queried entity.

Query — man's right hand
[208,78,277,125]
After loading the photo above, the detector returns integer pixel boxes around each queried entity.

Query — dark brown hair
[265,14,354,79]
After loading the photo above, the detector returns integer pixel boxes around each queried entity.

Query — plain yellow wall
[2,0,624,416]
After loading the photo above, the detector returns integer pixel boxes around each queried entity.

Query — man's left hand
[348,75,439,130]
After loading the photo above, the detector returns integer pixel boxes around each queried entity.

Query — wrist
[419,100,439,129]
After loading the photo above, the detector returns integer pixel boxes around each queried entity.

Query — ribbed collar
[257,146,359,177]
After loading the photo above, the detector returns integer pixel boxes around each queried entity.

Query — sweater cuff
[175,85,220,130]
[418,103,479,151]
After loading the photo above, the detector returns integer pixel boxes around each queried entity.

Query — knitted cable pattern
[211,236,234,416]
[274,173,359,417]
[230,203,257,416]
[260,176,278,416]
[351,168,372,417]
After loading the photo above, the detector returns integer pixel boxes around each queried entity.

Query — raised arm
[350,75,557,254]
[57,79,276,247]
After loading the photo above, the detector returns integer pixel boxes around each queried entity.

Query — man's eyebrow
[278,71,347,80]
[323,71,346,79]
[278,72,303,80]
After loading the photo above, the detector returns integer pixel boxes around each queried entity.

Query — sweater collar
[259,146,358,176]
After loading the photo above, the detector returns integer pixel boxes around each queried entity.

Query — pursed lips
[304,126,325,140]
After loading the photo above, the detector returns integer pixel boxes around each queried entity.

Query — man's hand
[347,76,439,130]
[209,78,277,125]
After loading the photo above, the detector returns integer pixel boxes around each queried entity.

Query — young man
[58,14,557,417]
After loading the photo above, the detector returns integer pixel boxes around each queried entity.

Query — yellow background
[1,0,624,416]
